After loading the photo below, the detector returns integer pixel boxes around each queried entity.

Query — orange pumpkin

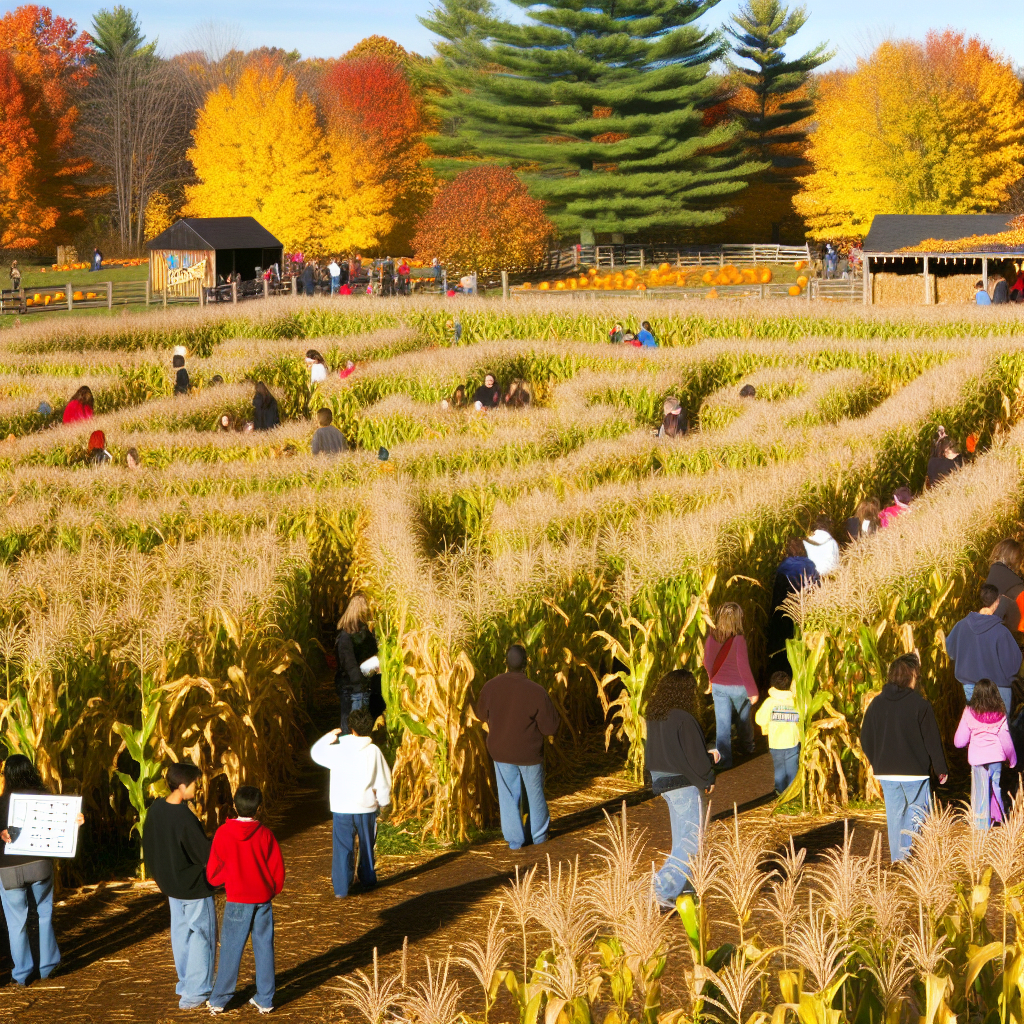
[73,291,84,301]
[789,285,802,296]
[797,275,808,288]
[759,268,772,283]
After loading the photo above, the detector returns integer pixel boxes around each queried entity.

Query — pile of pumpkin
[24,290,98,306]
[521,262,781,293]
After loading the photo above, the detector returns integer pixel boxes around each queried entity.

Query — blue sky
[55,1,1023,68]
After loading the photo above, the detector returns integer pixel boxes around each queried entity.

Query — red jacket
[206,819,285,903]
[62,399,93,424]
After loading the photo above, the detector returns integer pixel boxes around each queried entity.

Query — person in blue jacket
[638,321,657,347]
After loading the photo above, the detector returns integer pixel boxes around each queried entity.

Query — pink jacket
[954,708,1017,767]
[703,634,758,700]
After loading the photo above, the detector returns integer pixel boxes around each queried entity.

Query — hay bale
[872,272,935,305]
[935,273,979,305]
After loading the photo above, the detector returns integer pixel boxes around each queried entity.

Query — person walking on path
[206,786,285,1015]
[803,514,840,576]
[62,385,94,424]
[141,762,217,1010]
[0,754,85,987]
[334,593,381,732]
[985,539,1024,633]
[644,669,718,908]
[173,353,190,395]
[879,486,913,527]
[306,350,328,385]
[844,498,880,543]
[475,644,559,850]
[638,321,657,347]
[252,383,280,431]
[945,584,1022,713]
[954,678,1017,830]
[755,671,801,796]
[311,408,348,456]
[703,602,758,769]
[766,539,820,677]
[860,653,947,862]
[310,708,391,898]
[328,259,341,295]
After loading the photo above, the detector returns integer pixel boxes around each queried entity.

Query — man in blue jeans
[141,762,217,1009]
[860,653,948,861]
[475,645,560,850]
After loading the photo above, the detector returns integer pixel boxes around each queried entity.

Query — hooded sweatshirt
[310,732,392,814]
[755,687,800,749]
[803,529,839,576]
[985,562,1024,633]
[945,611,1022,689]
[860,683,947,779]
[954,708,1017,767]
[206,818,285,904]
[645,709,716,792]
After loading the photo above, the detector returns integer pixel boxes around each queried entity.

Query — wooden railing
[538,242,812,272]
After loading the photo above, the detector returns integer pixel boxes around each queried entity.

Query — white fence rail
[539,243,811,272]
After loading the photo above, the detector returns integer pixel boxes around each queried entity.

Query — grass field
[1,295,1023,876]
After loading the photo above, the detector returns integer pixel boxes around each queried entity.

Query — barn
[146,218,284,298]
[862,214,1022,305]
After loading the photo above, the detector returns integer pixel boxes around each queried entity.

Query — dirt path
[0,751,889,1023]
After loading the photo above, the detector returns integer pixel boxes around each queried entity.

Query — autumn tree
[321,50,434,255]
[412,164,554,274]
[795,31,1024,238]
[185,63,389,255]
[0,5,93,250]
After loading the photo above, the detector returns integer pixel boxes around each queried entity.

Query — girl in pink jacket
[954,678,1017,830]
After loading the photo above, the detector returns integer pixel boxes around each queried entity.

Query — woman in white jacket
[804,514,840,576]
[310,708,391,898]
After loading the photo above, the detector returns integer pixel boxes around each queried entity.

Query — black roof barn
[147,217,284,287]
[863,214,1019,254]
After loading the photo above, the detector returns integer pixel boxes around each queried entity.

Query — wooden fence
[538,242,812,272]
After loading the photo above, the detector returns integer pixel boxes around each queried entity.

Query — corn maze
[1,296,1024,874]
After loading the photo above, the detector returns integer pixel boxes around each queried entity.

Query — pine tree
[420,0,760,243]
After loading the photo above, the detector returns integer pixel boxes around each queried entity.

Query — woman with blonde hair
[335,594,382,733]
[703,602,759,769]
[844,497,880,543]
[986,539,1024,632]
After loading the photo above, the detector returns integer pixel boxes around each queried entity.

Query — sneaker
[208,1004,224,1015]
[249,997,273,1014]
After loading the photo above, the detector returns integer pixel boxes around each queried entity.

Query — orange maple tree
[412,165,555,275]
[321,51,434,254]
[0,5,92,249]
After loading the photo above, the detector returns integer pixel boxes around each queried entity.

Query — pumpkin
[789,285,802,296]
[760,268,773,283]
[73,291,84,301]
[797,275,808,288]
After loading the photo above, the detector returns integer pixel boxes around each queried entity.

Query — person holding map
[0,753,84,986]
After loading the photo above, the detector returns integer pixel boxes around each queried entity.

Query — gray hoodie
[945,611,1022,689]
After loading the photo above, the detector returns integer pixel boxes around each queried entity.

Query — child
[755,671,801,795]
[310,708,391,897]
[954,678,1017,830]
[141,763,217,1010]
[206,786,285,1015]
[173,352,190,395]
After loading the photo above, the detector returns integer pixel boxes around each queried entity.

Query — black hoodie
[645,709,716,792]
[860,684,947,778]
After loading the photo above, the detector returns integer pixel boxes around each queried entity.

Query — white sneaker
[249,997,273,1014]
[207,1005,224,1016]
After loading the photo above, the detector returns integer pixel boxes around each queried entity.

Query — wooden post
[862,257,870,305]
[67,282,73,312]
[263,279,269,299]
[18,288,24,313]
[231,280,237,304]
[106,281,112,309]
[145,280,151,306]
[291,277,297,297]
[639,249,645,270]
[982,257,988,289]
[163,286,167,308]
[923,256,929,305]
[501,271,509,300]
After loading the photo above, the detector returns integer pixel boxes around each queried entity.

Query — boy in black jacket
[141,763,217,1009]
[861,653,948,862]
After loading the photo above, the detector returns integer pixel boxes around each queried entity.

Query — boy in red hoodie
[206,787,285,1014]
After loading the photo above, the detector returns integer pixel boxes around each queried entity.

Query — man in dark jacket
[861,653,948,861]
[946,584,1022,713]
[142,762,217,1009]
[475,645,559,850]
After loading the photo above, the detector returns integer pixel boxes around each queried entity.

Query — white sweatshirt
[310,733,392,814]
[803,529,839,576]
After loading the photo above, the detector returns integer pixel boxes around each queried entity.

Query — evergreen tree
[421,0,761,242]
[724,0,832,170]
[90,6,155,62]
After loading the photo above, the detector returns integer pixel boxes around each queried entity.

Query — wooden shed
[862,214,1022,305]
[146,218,284,297]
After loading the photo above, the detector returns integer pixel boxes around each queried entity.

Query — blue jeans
[771,745,800,795]
[972,763,1004,830]
[653,784,703,907]
[331,275,340,295]
[712,684,755,769]
[210,901,275,1010]
[332,811,378,897]
[962,683,1013,715]
[0,874,59,985]
[879,779,930,862]
[339,687,369,733]
[168,895,217,1008]
[493,761,549,850]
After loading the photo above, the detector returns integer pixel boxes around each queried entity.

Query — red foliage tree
[412,165,555,275]
[0,5,93,249]
[320,50,433,254]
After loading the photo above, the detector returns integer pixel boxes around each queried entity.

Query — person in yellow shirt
[755,671,801,795]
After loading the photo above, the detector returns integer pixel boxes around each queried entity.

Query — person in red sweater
[703,603,759,769]
[62,385,94,424]
[206,787,285,1015]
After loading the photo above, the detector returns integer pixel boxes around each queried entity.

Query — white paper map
[5,793,82,858]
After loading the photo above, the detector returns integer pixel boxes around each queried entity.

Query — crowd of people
[608,320,658,347]
[974,271,1024,305]
[440,372,532,411]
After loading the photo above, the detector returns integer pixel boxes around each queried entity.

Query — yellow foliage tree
[795,31,1024,239]
[186,64,389,255]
